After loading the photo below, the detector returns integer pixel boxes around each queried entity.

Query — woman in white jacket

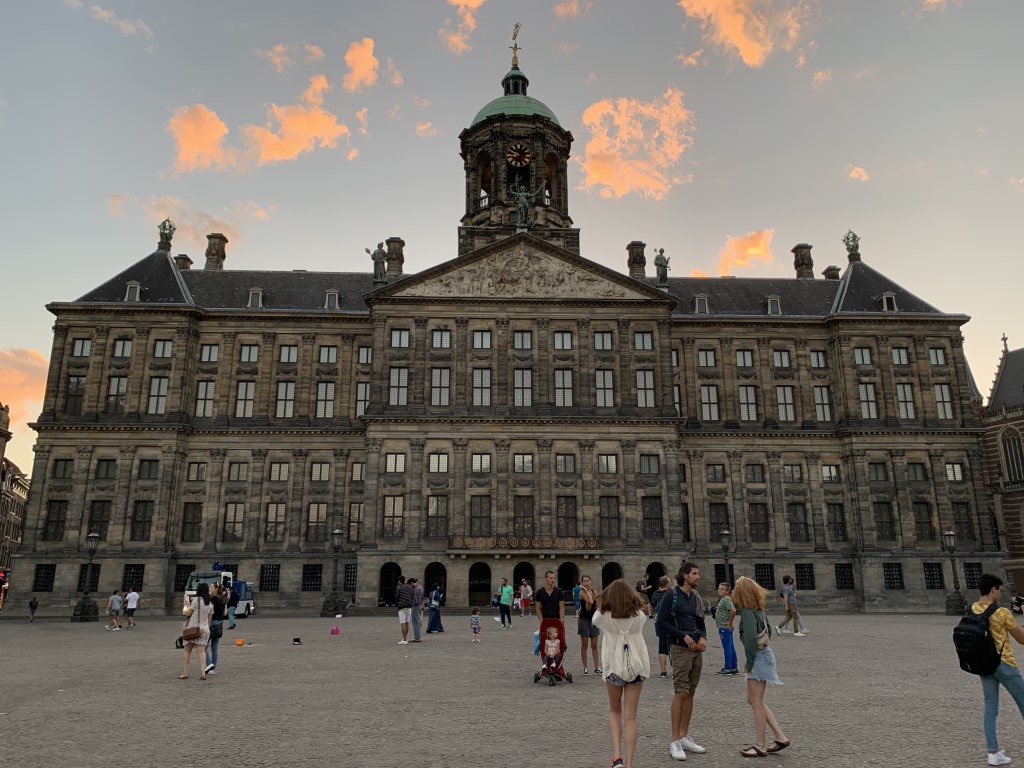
[593,578,651,768]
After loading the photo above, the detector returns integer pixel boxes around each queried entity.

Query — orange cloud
[577,86,694,200]
[355,107,369,135]
[304,44,324,63]
[689,268,709,277]
[230,201,271,220]
[716,228,774,274]
[385,58,404,86]
[1010,176,1024,185]
[143,195,244,251]
[343,37,379,92]
[262,43,291,72]
[416,121,438,137]
[811,68,831,89]
[240,74,350,165]
[388,104,401,120]
[677,49,704,68]
[89,5,154,39]
[347,147,360,161]
[558,41,582,55]
[439,0,486,55]
[848,165,869,182]
[0,348,49,468]
[677,0,808,68]
[107,193,125,215]
[554,0,594,20]
[922,0,964,9]
[413,96,431,108]
[166,104,238,173]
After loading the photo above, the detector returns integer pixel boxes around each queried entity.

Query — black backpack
[953,603,1004,676]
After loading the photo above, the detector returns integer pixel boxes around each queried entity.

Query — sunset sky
[1,0,1022,477]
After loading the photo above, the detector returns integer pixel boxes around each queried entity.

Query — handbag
[210,622,223,640]
[755,612,771,650]
[182,598,201,641]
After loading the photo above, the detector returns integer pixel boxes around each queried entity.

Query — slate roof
[832,260,941,314]
[182,269,375,312]
[76,250,191,305]
[989,346,1024,409]
[654,276,840,317]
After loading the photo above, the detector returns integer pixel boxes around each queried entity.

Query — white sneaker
[679,736,706,754]
[583,667,589,675]
[112,627,121,631]
[793,632,806,637]
[989,751,1012,766]
[670,740,687,761]
[775,625,783,635]
[398,640,408,645]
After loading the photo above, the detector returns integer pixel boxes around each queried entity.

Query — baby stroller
[534,617,573,686]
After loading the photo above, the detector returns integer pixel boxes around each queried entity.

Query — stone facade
[14,56,1003,615]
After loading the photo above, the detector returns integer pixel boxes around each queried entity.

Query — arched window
[1002,427,1024,483]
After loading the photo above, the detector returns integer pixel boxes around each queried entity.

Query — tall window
[431,368,450,406]
[641,497,663,538]
[745,464,765,483]
[65,375,86,415]
[854,347,872,365]
[52,459,74,479]
[319,345,337,363]
[868,462,888,481]
[432,329,451,348]
[929,348,947,365]
[187,462,207,481]
[348,502,363,542]
[700,385,719,420]
[556,496,578,536]
[736,349,754,368]
[555,454,576,473]
[594,332,613,350]
[389,367,408,406]
[469,496,491,536]
[227,462,248,481]
[636,370,655,407]
[827,503,847,541]
[107,376,128,413]
[427,497,448,537]
[195,381,215,417]
[513,453,533,473]
[311,462,330,481]
[822,465,841,482]
[953,502,976,542]
[358,346,372,364]
[390,329,410,348]
[428,453,449,473]
[514,496,535,537]
[553,331,573,350]
[307,503,327,542]
[472,330,492,349]
[96,459,117,479]
[883,563,905,590]
[239,344,259,363]
[874,502,896,541]
[946,463,965,482]
[773,350,791,368]
[709,503,729,540]
[634,332,653,350]
[221,503,244,541]
[138,460,159,479]
[706,464,726,483]
[153,340,173,358]
[130,501,154,541]
[639,455,660,474]
[512,330,532,349]
[42,500,68,541]
[269,462,289,481]
[596,370,614,407]
[908,462,928,481]
[264,504,286,542]
[788,503,809,543]
[673,385,681,416]
[1003,428,1024,482]
[235,381,255,417]
[698,349,716,367]
[350,463,364,482]
[896,384,915,419]
[279,345,298,363]
[599,496,620,538]
[554,370,573,406]
[273,382,295,417]
[783,464,803,482]
[316,382,335,417]
[472,368,491,406]
[891,347,909,365]
[301,565,323,592]
[738,386,757,421]
[113,338,132,358]
[72,338,92,357]
[471,454,491,473]
[200,344,219,362]
[181,503,202,542]
[749,503,770,542]
[810,350,827,368]
[356,382,370,417]
[935,384,954,420]
[814,386,832,421]
[383,496,405,537]
[384,453,406,473]
[513,369,533,406]
[776,386,795,421]
[146,377,168,414]
[598,454,618,474]
[913,502,934,541]
[259,564,281,592]
[859,383,878,418]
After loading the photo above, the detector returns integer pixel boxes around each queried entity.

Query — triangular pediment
[379,235,667,302]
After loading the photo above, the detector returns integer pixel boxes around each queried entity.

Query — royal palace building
[17,53,1003,614]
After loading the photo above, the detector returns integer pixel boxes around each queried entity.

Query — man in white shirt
[124,589,141,628]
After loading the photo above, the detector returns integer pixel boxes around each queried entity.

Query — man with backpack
[964,574,1024,766]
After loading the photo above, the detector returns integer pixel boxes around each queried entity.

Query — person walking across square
[497,577,515,628]
[394,576,414,645]
[715,582,738,675]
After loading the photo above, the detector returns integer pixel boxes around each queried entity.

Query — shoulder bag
[182,599,201,641]
[755,611,771,649]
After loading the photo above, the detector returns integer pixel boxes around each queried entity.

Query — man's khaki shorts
[670,645,703,694]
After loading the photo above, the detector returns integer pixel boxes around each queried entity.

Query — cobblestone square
[0,610,1012,767]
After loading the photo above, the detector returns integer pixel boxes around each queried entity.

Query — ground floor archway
[424,562,447,605]
[378,562,401,606]
[602,561,623,589]
[557,561,579,593]
[513,561,535,595]
[468,562,492,607]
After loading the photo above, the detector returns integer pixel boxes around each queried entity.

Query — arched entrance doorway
[468,562,492,607]
[646,561,667,585]
[378,562,402,606]
[601,562,623,589]
[513,561,536,593]
[424,562,447,605]
[557,561,579,593]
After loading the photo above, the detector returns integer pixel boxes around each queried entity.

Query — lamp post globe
[942,529,966,615]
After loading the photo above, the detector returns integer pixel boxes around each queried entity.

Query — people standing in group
[180,582,213,680]
[519,579,533,617]
[593,578,651,768]
[124,587,140,629]
[970,573,1024,766]
[497,577,515,628]
[470,607,482,641]
[28,596,39,622]
[577,574,602,676]
[409,577,424,642]
[426,584,445,633]
[651,576,672,679]
[395,576,415,645]
[226,586,239,629]
[733,576,790,758]
[204,583,226,675]
[776,575,806,637]
[715,583,738,675]
[105,590,123,631]
[655,562,708,761]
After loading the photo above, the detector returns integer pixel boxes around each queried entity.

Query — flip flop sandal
[767,740,791,753]
[741,746,767,757]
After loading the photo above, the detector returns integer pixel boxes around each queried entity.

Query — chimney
[792,243,814,279]
[627,240,647,279]
[822,265,841,280]
[204,233,228,271]
[173,254,193,270]
[385,236,405,278]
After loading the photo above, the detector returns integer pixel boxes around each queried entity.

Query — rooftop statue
[511,182,545,230]
[842,230,860,255]
[366,242,387,281]
[654,248,670,285]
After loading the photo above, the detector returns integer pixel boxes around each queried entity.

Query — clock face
[505,142,532,167]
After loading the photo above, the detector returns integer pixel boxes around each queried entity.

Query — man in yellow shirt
[973,573,1024,766]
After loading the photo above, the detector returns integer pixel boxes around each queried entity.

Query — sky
[1,0,1022,478]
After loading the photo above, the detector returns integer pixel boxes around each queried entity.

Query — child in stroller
[534,619,573,685]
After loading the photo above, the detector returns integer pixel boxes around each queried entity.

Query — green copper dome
[470,65,561,127]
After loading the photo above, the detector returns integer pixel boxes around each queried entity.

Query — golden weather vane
[510,21,521,67]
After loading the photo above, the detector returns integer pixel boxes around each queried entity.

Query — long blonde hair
[731,576,768,611]
[599,578,647,618]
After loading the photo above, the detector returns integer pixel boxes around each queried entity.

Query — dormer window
[248,288,264,308]
[324,290,340,310]
[881,292,898,312]
[767,296,782,315]
[124,281,141,302]
[694,295,709,314]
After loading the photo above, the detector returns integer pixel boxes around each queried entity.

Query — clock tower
[458,41,579,256]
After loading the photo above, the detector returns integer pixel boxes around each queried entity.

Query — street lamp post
[71,532,101,622]
[943,529,967,615]
[719,528,732,586]
[320,528,344,617]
